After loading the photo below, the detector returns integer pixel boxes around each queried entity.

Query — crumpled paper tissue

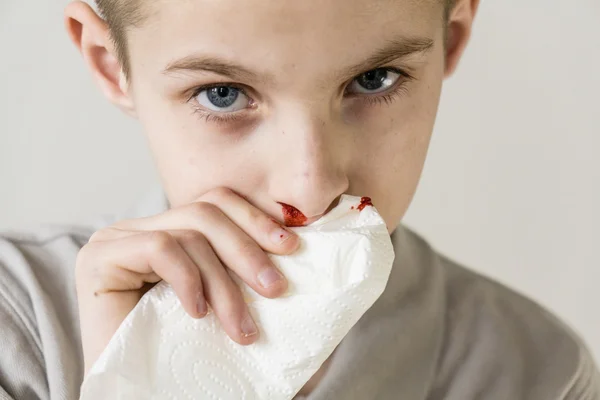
[80,194,395,400]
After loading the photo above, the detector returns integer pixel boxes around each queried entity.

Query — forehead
[129,0,442,77]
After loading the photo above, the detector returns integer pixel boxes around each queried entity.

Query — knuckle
[172,264,200,288]
[189,201,221,221]
[76,242,96,269]
[206,187,235,203]
[88,227,115,243]
[245,206,266,228]
[235,240,264,267]
[146,231,175,254]
[219,290,244,316]
[178,230,206,246]
[75,243,105,284]
[230,302,247,320]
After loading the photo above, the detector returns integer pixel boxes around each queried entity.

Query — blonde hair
[96,0,457,79]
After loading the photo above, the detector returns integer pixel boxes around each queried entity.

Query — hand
[75,188,300,374]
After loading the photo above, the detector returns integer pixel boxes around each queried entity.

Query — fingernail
[258,267,284,289]
[241,314,258,337]
[197,293,207,317]
[271,225,294,245]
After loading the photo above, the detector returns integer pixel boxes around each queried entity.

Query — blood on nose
[278,203,308,227]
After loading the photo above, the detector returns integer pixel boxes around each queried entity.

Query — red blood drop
[351,206,355,210]
[357,197,373,211]
[278,203,308,227]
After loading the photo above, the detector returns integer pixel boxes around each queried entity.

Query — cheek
[130,87,249,205]
[349,65,444,230]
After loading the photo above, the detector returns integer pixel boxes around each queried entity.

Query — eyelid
[187,83,257,125]
[344,66,414,97]
[191,107,248,125]
[187,66,415,125]
[187,82,252,103]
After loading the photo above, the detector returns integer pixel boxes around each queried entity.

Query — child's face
[123,0,447,231]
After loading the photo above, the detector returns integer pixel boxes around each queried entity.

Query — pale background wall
[1,0,598,361]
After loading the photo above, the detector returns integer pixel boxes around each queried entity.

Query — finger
[112,203,288,299]
[174,230,259,345]
[77,231,205,319]
[201,187,300,255]
[87,227,258,343]
[112,188,300,256]
[76,231,205,372]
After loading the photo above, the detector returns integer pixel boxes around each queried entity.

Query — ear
[444,0,480,77]
[64,1,136,117]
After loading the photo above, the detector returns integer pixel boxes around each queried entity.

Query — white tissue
[80,195,395,400]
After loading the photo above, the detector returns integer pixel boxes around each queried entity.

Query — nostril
[277,195,344,227]
[277,202,308,227]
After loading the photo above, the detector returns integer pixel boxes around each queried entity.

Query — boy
[0,0,598,399]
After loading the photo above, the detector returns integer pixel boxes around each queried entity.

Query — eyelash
[351,67,413,107]
[188,67,414,125]
[188,84,251,124]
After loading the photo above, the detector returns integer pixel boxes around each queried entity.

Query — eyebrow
[162,35,434,82]
[163,56,267,82]
[337,36,434,80]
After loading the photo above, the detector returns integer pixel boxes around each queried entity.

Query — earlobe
[64,1,136,117]
[443,0,481,77]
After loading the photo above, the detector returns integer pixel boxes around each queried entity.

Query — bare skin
[65,0,479,394]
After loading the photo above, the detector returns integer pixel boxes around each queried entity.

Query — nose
[267,111,350,224]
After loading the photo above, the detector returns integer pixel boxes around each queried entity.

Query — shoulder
[0,188,166,398]
[0,224,94,399]
[0,224,93,313]
[432,253,600,400]
[0,223,93,302]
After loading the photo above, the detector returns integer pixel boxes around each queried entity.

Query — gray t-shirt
[1,189,598,400]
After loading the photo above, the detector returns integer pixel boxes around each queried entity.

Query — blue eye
[195,86,250,112]
[347,68,401,95]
